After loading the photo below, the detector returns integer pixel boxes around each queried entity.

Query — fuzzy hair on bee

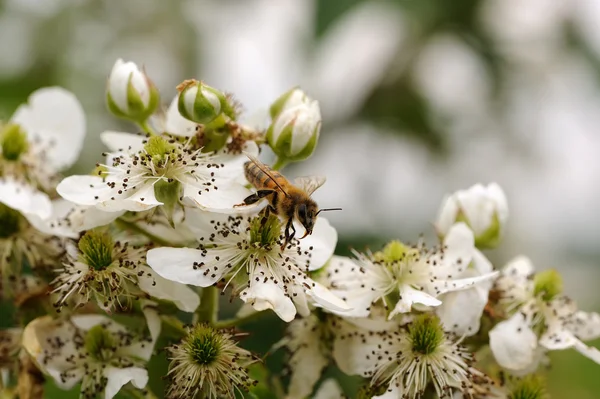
[235,153,341,249]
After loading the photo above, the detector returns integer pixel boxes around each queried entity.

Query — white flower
[57,132,258,214]
[0,178,63,287]
[267,93,321,162]
[147,209,349,322]
[277,313,331,399]
[166,324,257,399]
[51,229,199,313]
[324,223,498,319]
[435,239,495,336]
[333,314,485,399]
[106,59,159,121]
[489,256,600,374]
[436,183,508,248]
[1,87,85,191]
[22,305,161,399]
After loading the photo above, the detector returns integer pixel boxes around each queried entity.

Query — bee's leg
[260,205,276,226]
[281,218,296,250]
[234,189,274,207]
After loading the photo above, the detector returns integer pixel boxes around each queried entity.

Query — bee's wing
[294,175,326,195]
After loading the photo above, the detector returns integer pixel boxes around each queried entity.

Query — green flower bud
[533,269,563,302]
[266,95,321,163]
[106,59,160,123]
[269,86,308,120]
[176,79,236,124]
[0,123,28,161]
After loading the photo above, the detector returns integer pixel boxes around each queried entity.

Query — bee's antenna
[316,208,342,215]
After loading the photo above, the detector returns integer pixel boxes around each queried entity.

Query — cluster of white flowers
[0,58,598,399]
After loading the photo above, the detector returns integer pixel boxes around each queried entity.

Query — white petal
[100,131,146,153]
[390,286,442,317]
[503,255,535,277]
[0,178,52,220]
[65,205,124,232]
[539,323,578,351]
[568,311,600,341]
[472,248,493,275]
[11,87,86,170]
[456,184,496,236]
[57,175,109,206]
[332,321,384,376]
[489,312,538,371]
[71,314,114,331]
[296,217,337,271]
[241,280,296,322]
[439,222,475,272]
[103,366,148,399]
[123,182,163,211]
[431,271,499,297]
[487,182,509,227]
[436,286,488,336]
[146,247,224,287]
[164,95,197,137]
[573,340,600,364]
[184,181,254,212]
[306,281,351,313]
[138,266,200,312]
[436,194,459,237]
[313,379,345,399]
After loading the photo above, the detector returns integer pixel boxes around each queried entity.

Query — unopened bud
[176,80,236,125]
[106,59,160,122]
[436,183,508,249]
[269,86,310,120]
[266,93,321,163]
[0,123,28,161]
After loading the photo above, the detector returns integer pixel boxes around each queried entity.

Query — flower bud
[106,59,159,122]
[0,123,28,161]
[269,86,309,120]
[266,97,321,163]
[176,79,236,124]
[436,183,508,249]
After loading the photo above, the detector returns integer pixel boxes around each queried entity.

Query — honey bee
[236,153,341,249]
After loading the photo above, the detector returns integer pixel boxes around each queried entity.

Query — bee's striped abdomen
[244,161,286,191]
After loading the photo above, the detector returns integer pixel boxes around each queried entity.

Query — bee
[235,153,341,249]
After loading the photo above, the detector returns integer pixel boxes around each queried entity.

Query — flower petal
[573,340,600,364]
[57,175,109,206]
[390,286,442,317]
[313,379,345,399]
[164,95,197,137]
[103,366,148,399]
[100,131,146,153]
[332,320,386,376]
[436,286,488,336]
[436,193,459,237]
[138,266,200,312]
[297,217,337,271]
[489,312,538,371]
[0,178,52,220]
[306,281,351,313]
[11,87,86,170]
[241,280,296,322]
[568,311,600,341]
[431,271,499,297]
[183,181,254,212]
[146,247,224,287]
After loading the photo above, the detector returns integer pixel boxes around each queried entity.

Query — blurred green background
[1,0,599,397]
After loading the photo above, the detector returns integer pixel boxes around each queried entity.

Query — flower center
[408,314,444,355]
[249,214,281,247]
[78,230,114,271]
[375,240,407,263]
[508,375,547,399]
[144,135,177,165]
[186,325,221,366]
[0,203,21,238]
[0,123,28,161]
[84,325,116,362]
[533,269,563,302]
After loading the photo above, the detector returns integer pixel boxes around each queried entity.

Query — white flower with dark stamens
[436,183,508,249]
[335,314,483,399]
[22,305,161,399]
[166,324,257,399]
[51,229,199,313]
[147,209,349,322]
[0,179,64,290]
[1,87,85,192]
[489,256,600,374]
[324,223,498,319]
[57,133,258,214]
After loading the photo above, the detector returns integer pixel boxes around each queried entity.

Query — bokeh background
[2,0,600,397]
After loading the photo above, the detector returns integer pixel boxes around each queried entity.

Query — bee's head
[297,200,319,238]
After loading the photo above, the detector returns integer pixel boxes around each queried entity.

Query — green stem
[197,286,219,324]
[138,119,155,136]
[214,310,267,329]
[271,157,289,171]
[114,217,177,247]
